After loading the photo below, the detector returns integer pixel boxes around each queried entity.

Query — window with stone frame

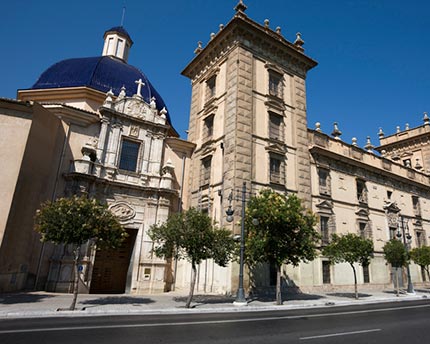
[356,179,368,204]
[389,226,397,240]
[206,75,216,100]
[269,112,283,141]
[268,71,283,98]
[201,156,212,186]
[322,261,331,284]
[412,196,421,217]
[118,138,141,172]
[363,264,370,283]
[320,216,330,245]
[269,153,285,185]
[358,221,372,239]
[203,114,214,140]
[318,168,331,196]
[415,230,426,247]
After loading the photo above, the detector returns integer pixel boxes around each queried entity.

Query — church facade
[0,1,429,295]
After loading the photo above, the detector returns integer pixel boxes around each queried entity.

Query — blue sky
[2,0,429,145]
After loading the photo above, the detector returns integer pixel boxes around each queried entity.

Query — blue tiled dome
[31,56,171,123]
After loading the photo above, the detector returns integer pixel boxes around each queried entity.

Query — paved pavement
[1,287,429,319]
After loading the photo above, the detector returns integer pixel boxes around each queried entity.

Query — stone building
[1,1,429,296]
[0,26,194,293]
[176,1,430,294]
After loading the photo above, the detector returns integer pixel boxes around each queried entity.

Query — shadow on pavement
[249,292,325,303]
[0,292,57,304]
[415,288,430,293]
[173,294,235,305]
[80,296,155,305]
[326,292,372,299]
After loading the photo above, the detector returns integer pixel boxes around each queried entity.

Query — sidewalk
[1,288,429,319]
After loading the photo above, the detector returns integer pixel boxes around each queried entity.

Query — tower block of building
[181,3,317,293]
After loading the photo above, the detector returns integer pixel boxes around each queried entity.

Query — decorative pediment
[316,200,334,213]
[383,201,401,213]
[265,142,287,155]
[115,97,150,119]
[355,208,369,218]
[109,202,136,221]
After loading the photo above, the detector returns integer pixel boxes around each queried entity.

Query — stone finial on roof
[150,97,157,109]
[364,136,374,153]
[118,85,126,100]
[276,27,282,35]
[194,41,203,54]
[331,122,342,140]
[378,127,384,139]
[103,88,114,107]
[210,32,215,40]
[352,137,358,146]
[315,122,321,132]
[264,19,270,28]
[405,123,410,130]
[423,112,429,125]
[234,0,247,13]
[219,24,224,31]
[294,32,305,51]
[160,107,167,119]
[396,126,401,133]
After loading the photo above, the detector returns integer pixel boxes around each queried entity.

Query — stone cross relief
[135,78,145,98]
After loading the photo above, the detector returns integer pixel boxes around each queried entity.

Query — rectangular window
[389,227,396,240]
[412,196,421,217]
[206,76,216,100]
[204,115,214,140]
[322,261,331,284]
[320,216,330,245]
[359,222,367,238]
[269,112,283,141]
[201,156,212,185]
[119,139,140,172]
[416,231,425,247]
[356,180,367,204]
[116,38,124,56]
[270,154,284,184]
[363,265,370,283]
[318,169,331,195]
[269,72,282,98]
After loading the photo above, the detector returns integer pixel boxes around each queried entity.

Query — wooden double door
[90,229,137,294]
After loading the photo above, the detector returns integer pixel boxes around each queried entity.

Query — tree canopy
[410,246,430,279]
[244,190,319,305]
[34,196,126,310]
[149,207,236,308]
[323,233,374,299]
[383,239,408,268]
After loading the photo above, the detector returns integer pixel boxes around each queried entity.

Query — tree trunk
[276,264,282,305]
[185,262,197,308]
[396,267,400,297]
[350,263,358,300]
[69,245,81,311]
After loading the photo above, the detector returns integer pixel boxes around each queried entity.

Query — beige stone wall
[0,101,65,291]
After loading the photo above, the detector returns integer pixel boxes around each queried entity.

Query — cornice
[182,15,317,82]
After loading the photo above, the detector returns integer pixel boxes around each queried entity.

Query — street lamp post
[397,216,415,294]
[226,182,248,306]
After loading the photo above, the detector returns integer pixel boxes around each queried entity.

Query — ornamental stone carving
[109,202,136,221]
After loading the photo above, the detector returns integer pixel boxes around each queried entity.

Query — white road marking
[300,328,381,340]
[0,303,429,334]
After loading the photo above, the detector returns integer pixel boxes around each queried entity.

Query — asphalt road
[0,300,429,343]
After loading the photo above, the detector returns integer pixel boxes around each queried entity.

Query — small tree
[244,190,319,305]
[34,196,126,310]
[383,239,408,296]
[149,208,236,308]
[410,246,430,284]
[323,233,374,299]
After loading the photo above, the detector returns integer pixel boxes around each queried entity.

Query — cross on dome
[135,78,145,98]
